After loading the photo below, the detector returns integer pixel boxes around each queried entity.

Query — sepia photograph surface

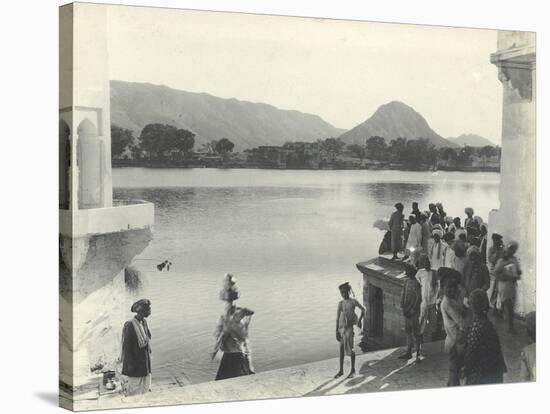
[58,2,536,411]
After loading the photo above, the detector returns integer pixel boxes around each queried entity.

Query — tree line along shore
[112,123,501,172]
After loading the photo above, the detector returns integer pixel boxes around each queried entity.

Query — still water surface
[113,168,499,384]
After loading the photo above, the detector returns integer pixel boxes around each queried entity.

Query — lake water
[113,168,500,384]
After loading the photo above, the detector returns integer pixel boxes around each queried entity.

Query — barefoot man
[335,282,365,379]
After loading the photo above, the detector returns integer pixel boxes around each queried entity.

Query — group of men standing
[392,201,535,386]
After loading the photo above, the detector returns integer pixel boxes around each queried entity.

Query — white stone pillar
[73,3,113,208]
[488,31,536,315]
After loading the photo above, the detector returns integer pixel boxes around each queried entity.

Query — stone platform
[63,314,532,411]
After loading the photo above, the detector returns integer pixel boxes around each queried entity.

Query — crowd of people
[114,201,535,397]
[387,201,536,386]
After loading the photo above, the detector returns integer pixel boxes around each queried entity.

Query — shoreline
[112,161,500,173]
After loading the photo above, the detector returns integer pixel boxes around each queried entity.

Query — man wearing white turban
[494,241,522,333]
[428,227,446,270]
[121,299,152,397]
[404,215,422,262]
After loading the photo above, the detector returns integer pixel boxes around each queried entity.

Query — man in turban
[428,227,446,270]
[487,233,504,311]
[399,264,422,361]
[388,203,404,260]
[464,208,475,230]
[429,203,441,227]
[494,241,522,333]
[121,299,152,396]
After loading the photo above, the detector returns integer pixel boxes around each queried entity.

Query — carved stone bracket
[491,44,535,102]
[497,63,534,101]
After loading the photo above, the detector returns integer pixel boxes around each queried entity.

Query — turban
[220,273,240,302]
[131,299,151,313]
[470,289,489,315]
[339,282,351,291]
[455,228,467,239]
[492,232,503,241]
[432,228,444,238]
[444,216,454,225]
[442,232,455,242]
[453,241,466,257]
[473,216,484,225]
[223,273,237,287]
[506,240,519,256]
[467,245,480,257]
[465,207,474,215]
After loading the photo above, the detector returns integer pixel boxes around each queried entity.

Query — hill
[110,80,346,151]
[338,101,456,148]
[447,134,496,147]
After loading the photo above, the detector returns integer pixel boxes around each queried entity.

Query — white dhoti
[123,374,152,397]
[487,274,497,308]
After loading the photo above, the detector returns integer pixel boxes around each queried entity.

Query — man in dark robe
[121,299,152,396]
[388,203,404,260]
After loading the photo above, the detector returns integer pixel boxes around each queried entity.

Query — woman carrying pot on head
[212,273,255,380]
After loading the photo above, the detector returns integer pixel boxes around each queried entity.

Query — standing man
[420,213,431,254]
[428,228,446,270]
[494,241,522,333]
[428,203,441,227]
[389,202,405,260]
[487,233,505,311]
[411,202,422,222]
[121,299,152,396]
[404,215,422,263]
[464,207,475,231]
[335,282,365,378]
[399,264,422,361]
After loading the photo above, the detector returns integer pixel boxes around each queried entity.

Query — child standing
[335,282,365,378]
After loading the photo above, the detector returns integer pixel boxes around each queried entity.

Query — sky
[106,5,502,143]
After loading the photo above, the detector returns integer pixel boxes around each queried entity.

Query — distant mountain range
[110,81,346,151]
[111,81,494,151]
[338,101,456,148]
[446,134,496,147]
